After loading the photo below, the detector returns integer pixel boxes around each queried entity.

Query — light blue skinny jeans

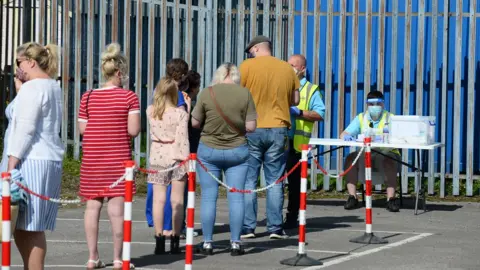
[196,142,249,243]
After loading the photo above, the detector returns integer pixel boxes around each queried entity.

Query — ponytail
[44,44,59,79]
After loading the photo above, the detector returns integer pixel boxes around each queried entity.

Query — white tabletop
[309,138,444,150]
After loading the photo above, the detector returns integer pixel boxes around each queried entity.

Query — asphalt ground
[6,196,480,270]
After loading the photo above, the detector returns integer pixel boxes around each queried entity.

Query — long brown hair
[152,77,178,120]
[166,58,189,81]
[166,58,189,91]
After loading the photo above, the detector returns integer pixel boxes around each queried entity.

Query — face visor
[366,98,384,106]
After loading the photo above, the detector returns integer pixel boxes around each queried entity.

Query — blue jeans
[197,143,249,243]
[243,127,288,233]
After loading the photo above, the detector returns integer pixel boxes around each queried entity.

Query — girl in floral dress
[147,77,189,254]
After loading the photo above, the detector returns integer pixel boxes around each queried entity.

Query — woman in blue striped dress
[7,42,64,269]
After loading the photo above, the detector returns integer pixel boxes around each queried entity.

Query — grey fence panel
[324,0,333,191]
[309,0,321,191]
[428,0,438,195]
[466,0,476,196]
[453,0,463,196]
[402,0,412,194]
[61,0,71,150]
[337,0,346,192]
[440,0,449,198]
[416,0,425,193]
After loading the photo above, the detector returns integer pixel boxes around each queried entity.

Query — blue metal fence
[286,0,479,196]
[1,0,478,196]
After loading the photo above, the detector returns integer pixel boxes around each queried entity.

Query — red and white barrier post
[2,172,11,270]
[350,137,387,244]
[185,153,196,270]
[280,145,322,266]
[123,161,135,270]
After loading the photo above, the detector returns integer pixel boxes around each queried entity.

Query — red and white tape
[137,159,189,174]
[11,159,189,205]
[122,161,135,270]
[196,160,301,194]
[2,172,11,270]
[363,137,373,233]
[12,174,126,205]
[298,145,308,254]
[185,153,197,270]
[314,146,365,178]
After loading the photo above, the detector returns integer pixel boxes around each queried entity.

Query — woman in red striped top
[78,43,140,270]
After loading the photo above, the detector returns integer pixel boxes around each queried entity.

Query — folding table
[309,138,443,215]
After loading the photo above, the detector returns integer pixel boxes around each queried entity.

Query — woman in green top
[192,63,257,256]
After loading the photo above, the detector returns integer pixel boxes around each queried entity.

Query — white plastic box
[389,115,436,145]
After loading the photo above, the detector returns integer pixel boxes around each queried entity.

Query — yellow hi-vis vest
[293,81,320,152]
[358,111,400,156]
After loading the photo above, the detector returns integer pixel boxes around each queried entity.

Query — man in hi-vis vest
[284,54,325,229]
[340,91,400,212]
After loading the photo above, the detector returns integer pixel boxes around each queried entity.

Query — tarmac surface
[7,196,480,270]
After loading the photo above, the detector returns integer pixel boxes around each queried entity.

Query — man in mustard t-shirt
[240,36,300,240]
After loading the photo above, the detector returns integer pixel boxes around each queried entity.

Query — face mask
[368,105,383,119]
[16,68,27,82]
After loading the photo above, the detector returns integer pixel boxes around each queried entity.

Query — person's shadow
[132,250,207,268]
[200,215,363,258]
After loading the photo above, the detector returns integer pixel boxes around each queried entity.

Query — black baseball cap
[244,35,271,53]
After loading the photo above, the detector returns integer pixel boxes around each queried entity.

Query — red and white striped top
[78,86,140,197]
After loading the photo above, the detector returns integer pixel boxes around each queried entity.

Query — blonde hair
[16,42,59,79]
[101,43,128,82]
[152,77,179,120]
[211,63,240,86]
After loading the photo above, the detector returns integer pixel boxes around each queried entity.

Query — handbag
[208,86,245,136]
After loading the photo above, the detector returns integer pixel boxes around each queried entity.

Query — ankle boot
[170,235,181,254]
[154,235,165,255]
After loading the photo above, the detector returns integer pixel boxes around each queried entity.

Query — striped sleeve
[78,91,89,122]
[127,91,140,114]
